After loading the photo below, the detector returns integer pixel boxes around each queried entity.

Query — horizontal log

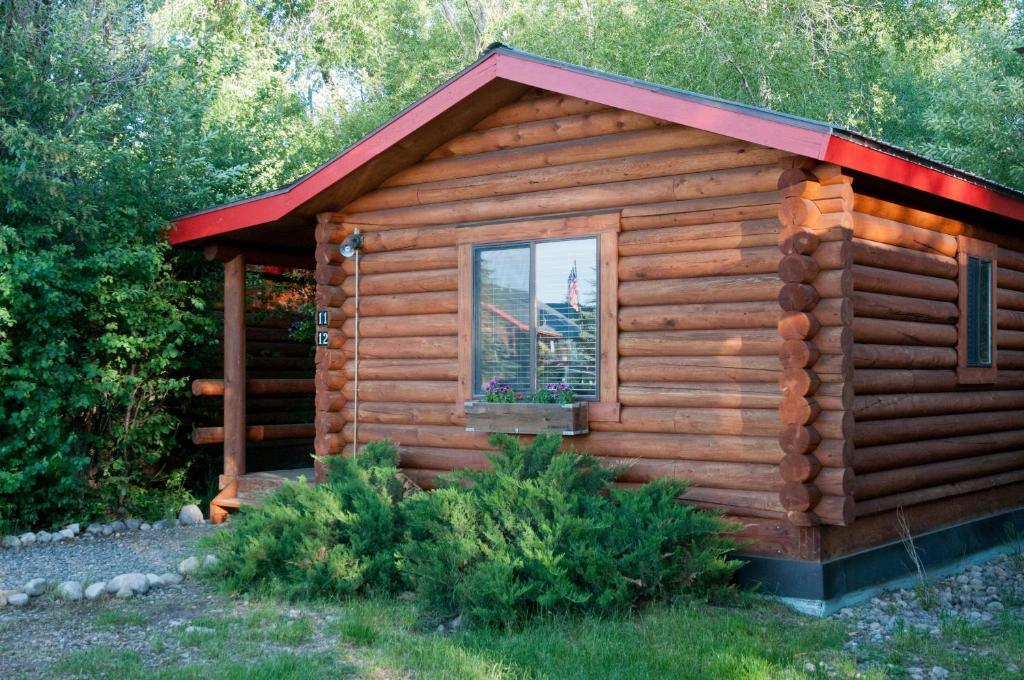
[619,245,780,281]
[342,291,457,317]
[997,328,1024,351]
[997,247,1024,273]
[191,378,314,397]
[350,143,786,212]
[853,194,970,237]
[621,200,779,232]
[852,291,958,324]
[618,274,781,307]
[855,469,1024,517]
[342,313,457,338]
[340,247,456,275]
[852,212,958,257]
[852,344,956,370]
[854,450,1024,500]
[854,410,1024,448]
[342,380,457,403]
[618,301,781,331]
[192,423,314,446]
[852,265,959,302]
[341,269,458,296]
[341,336,458,359]
[345,165,782,226]
[999,308,1024,331]
[618,219,780,257]
[852,317,957,347]
[607,457,781,491]
[851,237,957,279]
[854,429,1024,473]
[852,369,958,394]
[815,495,856,526]
[589,406,781,438]
[386,126,733,188]
[854,390,1024,421]
[471,94,608,129]
[619,329,781,357]
[618,356,782,383]
[426,109,670,159]
[326,402,462,428]
[342,358,458,381]
[618,382,782,409]
[998,266,1024,293]
[997,287,1024,312]
[1003,351,1024,370]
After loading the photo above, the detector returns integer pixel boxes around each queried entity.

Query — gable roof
[170,44,1024,250]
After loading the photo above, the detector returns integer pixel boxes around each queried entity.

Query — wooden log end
[785,510,820,527]
[779,340,820,369]
[778,312,820,340]
[779,453,822,483]
[780,482,822,512]
[779,254,819,284]
[814,495,855,526]
[778,369,820,398]
[780,198,822,229]
[780,423,822,455]
[779,395,821,426]
[778,168,818,190]
[778,283,820,312]
[780,227,820,255]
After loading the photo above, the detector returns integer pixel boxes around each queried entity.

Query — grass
[42,594,1024,679]
[95,610,148,627]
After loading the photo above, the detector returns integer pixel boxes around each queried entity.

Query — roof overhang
[170,46,1024,250]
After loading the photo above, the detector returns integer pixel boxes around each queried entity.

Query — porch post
[223,253,246,479]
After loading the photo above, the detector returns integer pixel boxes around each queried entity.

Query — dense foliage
[1,0,1021,530]
[204,436,740,626]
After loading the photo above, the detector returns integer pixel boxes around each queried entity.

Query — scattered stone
[146,573,163,588]
[58,528,75,540]
[23,578,48,597]
[106,573,150,595]
[7,593,29,607]
[101,525,113,536]
[0,592,7,607]
[125,518,142,530]
[86,523,104,535]
[109,520,127,533]
[202,554,218,568]
[178,556,200,575]
[178,504,204,526]
[36,531,52,544]
[398,591,416,602]
[986,601,1004,613]
[140,522,151,531]
[448,614,464,631]
[184,625,215,635]
[3,535,22,549]
[153,519,167,530]
[18,532,36,546]
[929,667,949,679]
[84,582,107,600]
[115,586,134,599]
[65,523,80,535]
[58,581,83,600]
[160,572,184,586]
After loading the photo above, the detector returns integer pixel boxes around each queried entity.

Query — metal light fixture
[339,230,363,258]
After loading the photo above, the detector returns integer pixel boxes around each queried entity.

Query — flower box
[464,401,589,436]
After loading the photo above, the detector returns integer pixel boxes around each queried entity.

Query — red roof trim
[171,49,1024,245]
[493,55,831,159]
[169,56,500,245]
[824,136,1024,223]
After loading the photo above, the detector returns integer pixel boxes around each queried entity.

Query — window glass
[966,256,992,367]
[473,237,599,398]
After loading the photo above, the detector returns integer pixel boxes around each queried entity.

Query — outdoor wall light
[339,230,363,258]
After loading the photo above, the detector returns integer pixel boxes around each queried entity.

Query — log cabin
[169,45,1024,610]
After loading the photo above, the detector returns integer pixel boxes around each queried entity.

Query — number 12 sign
[316,331,329,346]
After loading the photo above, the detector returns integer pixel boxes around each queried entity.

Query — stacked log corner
[776,160,855,527]
[313,212,349,482]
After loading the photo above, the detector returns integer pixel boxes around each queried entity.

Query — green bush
[400,434,741,627]
[206,435,741,627]
[202,440,405,600]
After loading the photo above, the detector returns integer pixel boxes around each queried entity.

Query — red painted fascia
[493,54,832,160]
[824,136,1024,223]
[169,55,501,245]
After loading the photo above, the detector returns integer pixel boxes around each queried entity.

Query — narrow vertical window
[966,256,992,367]
[473,237,599,398]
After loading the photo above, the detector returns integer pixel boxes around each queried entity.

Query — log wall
[824,193,1024,556]
[314,91,811,555]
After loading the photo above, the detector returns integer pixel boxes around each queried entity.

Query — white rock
[152,519,167,530]
[7,593,29,607]
[84,582,106,600]
[2,535,21,549]
[106,573,149,595]
[58,581,83,600]
[23,578,48,597]
[125,518,141,530]
[65,523,80,535]
[115,586,134,599]
[140,523,151,531]
[203,554,218,568]
[185,625,215,634]
[18,532,36,546]
[86,523,104,535]
[100,525,113,536]
[159,572,184,586]
[58,528,75,540]
[178,556,200,575]
[36,531,52,544]
[930,667,949,679]
[109,520,126,532]
[178,504,204,526]
[145,573,163,588]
